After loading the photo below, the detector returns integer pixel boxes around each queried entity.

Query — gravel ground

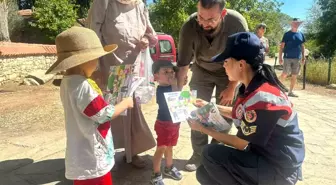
[0,76,334,141]
[0,82,64,139]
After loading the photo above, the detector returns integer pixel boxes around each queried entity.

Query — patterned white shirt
[60,75,115,180]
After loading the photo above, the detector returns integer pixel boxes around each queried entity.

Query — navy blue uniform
[197,76,305,185]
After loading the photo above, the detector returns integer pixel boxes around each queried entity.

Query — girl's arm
[76,81,133,124]
[111,97,133,119]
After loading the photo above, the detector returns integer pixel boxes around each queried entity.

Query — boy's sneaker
[163,166,182,180]
[151,173,165,185]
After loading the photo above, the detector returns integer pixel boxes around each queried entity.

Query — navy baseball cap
[212,32,264,65]
[152,60,178,74]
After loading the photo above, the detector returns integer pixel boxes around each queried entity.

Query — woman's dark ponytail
[257,64,287,92]
[249,54,287,92]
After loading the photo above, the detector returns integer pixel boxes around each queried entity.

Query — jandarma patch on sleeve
[236,104,244,119]
[244,110,257,123]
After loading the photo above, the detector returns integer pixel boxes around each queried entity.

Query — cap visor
[212,51,229,63]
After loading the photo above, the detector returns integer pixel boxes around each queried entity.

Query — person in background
[188,32,305,185]
[256,23,269,55]
[88,0,157,168]
[45,26,134,185]
[176,0,249,172]
[279,18,306,97]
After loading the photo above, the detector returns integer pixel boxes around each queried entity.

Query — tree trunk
[0,0,11,42]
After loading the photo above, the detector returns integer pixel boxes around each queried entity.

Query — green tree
[149,0,196,44]
[149,0,290,55]
[75,0,92,18]
[315,0,336,57]
[304,0,322,57]
[227,0,290,57]
[30,0,77,42]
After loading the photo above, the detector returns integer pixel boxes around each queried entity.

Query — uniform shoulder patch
[244,110,257,123]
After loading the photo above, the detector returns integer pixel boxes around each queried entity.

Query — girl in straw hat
[46,26,134,185]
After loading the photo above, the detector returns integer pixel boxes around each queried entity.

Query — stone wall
[0,55,56,85]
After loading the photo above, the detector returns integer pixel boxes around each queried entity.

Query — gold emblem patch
[244,110,257,123]
[240,121,257,136]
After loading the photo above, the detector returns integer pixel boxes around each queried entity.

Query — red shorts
[74,171,112,185]
[154,120,180,147]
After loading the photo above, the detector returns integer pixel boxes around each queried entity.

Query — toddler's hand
[123,97,134,109]
[183,76,188,85]
[169,76,177,86]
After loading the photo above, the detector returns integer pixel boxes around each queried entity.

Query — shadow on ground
[0,152,188,185]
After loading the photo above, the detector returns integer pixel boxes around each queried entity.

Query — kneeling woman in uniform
[187,32,305,185]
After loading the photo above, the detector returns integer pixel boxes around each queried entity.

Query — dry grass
[301,59,336,85]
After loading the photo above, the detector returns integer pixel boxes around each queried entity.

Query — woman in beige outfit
[88,0,157,168]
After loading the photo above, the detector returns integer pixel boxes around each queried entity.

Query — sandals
[124,155,146,168]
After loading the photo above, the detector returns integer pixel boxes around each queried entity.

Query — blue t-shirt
[156,85,172,121]
[282,31,305,59]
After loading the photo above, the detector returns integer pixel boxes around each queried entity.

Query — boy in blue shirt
[279,18,306,97]
[150,60,183,185]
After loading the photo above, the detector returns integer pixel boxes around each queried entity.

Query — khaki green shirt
[178,9,248,76]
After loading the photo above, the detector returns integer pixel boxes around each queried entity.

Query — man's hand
[176,66,189,90]
[138,36,149,50]
[301,58,305,65]
[169,77,177,86]
[219,88,235,106]
[279,58,284,65]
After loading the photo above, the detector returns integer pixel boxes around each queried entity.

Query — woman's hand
[193,99,208,108]
[187,119,204,132]
[138,36,149,50]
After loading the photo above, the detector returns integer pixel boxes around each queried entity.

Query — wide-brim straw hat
[45,26,117,74]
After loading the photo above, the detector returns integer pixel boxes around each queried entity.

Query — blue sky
[147,0,314,20]
[280,0,314,20]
